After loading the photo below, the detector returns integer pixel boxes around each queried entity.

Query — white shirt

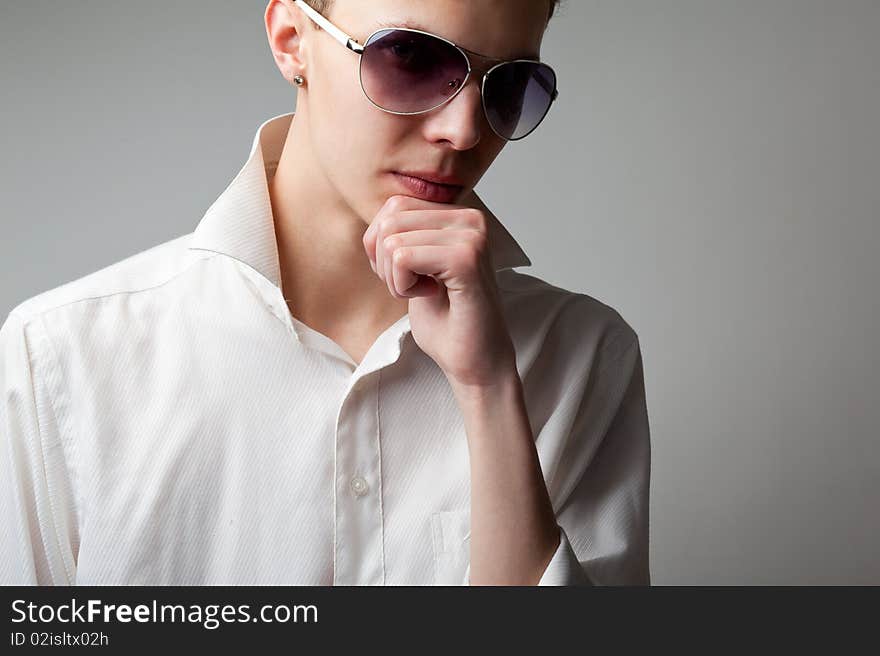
[1,112,651,586]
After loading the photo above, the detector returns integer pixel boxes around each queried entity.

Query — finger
[384,241,395,293]
[368,196,418,281]
[365,206,484,278]
[376,222,386,282]
[384,229,476,252]
[388,243,483,292]
[391,251,420,298]
[383,229,477,296]
[364,215,387,278]
[380,210,481,281]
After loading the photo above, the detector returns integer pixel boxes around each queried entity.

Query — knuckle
[377,217,394,237]
[463,208,486,231]
[466,241,483,266]
[385,195,408,212]
[393,247,409,264]
[384,235,400,250]
[470,229,488,253]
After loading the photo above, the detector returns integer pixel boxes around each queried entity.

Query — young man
[1,0,650,585]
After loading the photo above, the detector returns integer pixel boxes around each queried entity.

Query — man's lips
[391,172,465,203]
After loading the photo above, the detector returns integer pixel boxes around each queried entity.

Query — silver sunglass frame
[291,0,559,141]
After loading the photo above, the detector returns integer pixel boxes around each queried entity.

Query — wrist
[448,361,522,410]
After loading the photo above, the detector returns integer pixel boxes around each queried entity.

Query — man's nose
[420,74,486,150]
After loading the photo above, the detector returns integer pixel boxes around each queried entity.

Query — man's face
[291,0,549,222]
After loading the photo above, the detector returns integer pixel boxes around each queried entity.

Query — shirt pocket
[430,508,471,586]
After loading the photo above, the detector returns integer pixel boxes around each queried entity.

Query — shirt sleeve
[0,311,78,585]
[537,334,652,586]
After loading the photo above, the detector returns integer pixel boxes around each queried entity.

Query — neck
[267,110,409,339]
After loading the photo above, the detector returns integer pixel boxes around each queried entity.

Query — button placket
[333,374,385,585]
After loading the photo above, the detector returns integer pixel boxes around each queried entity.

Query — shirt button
[350,476,369,497]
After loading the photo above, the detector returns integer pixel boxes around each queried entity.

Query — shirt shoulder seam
[8,251,217,323]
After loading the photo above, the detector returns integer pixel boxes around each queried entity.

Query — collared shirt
[0,112,651,586]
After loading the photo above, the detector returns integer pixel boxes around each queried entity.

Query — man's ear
[265,0,310,84]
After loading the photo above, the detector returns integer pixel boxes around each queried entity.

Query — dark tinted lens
[483,61,557,140]
[360,29,470,113]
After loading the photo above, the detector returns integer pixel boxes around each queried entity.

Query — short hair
[301,1,563,24]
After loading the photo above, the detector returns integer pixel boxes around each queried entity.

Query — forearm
[450,367,560,585]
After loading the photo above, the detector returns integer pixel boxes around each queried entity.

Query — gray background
[2,1,877,584]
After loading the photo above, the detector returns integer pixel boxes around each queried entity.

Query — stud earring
[293,74,305,86]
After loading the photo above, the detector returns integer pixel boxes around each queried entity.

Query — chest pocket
[430,508,471,585]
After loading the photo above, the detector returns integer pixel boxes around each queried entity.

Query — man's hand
[362,194,517,388]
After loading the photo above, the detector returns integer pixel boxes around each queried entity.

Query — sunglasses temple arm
[293,0,365,53]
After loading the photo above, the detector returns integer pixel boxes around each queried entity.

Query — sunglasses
[292,0,560,141]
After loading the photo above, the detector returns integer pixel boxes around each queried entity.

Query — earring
[293,74,305,86]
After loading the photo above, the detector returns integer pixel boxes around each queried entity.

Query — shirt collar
[188,112,531,289]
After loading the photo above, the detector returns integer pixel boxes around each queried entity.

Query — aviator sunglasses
[292,0,560,141]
